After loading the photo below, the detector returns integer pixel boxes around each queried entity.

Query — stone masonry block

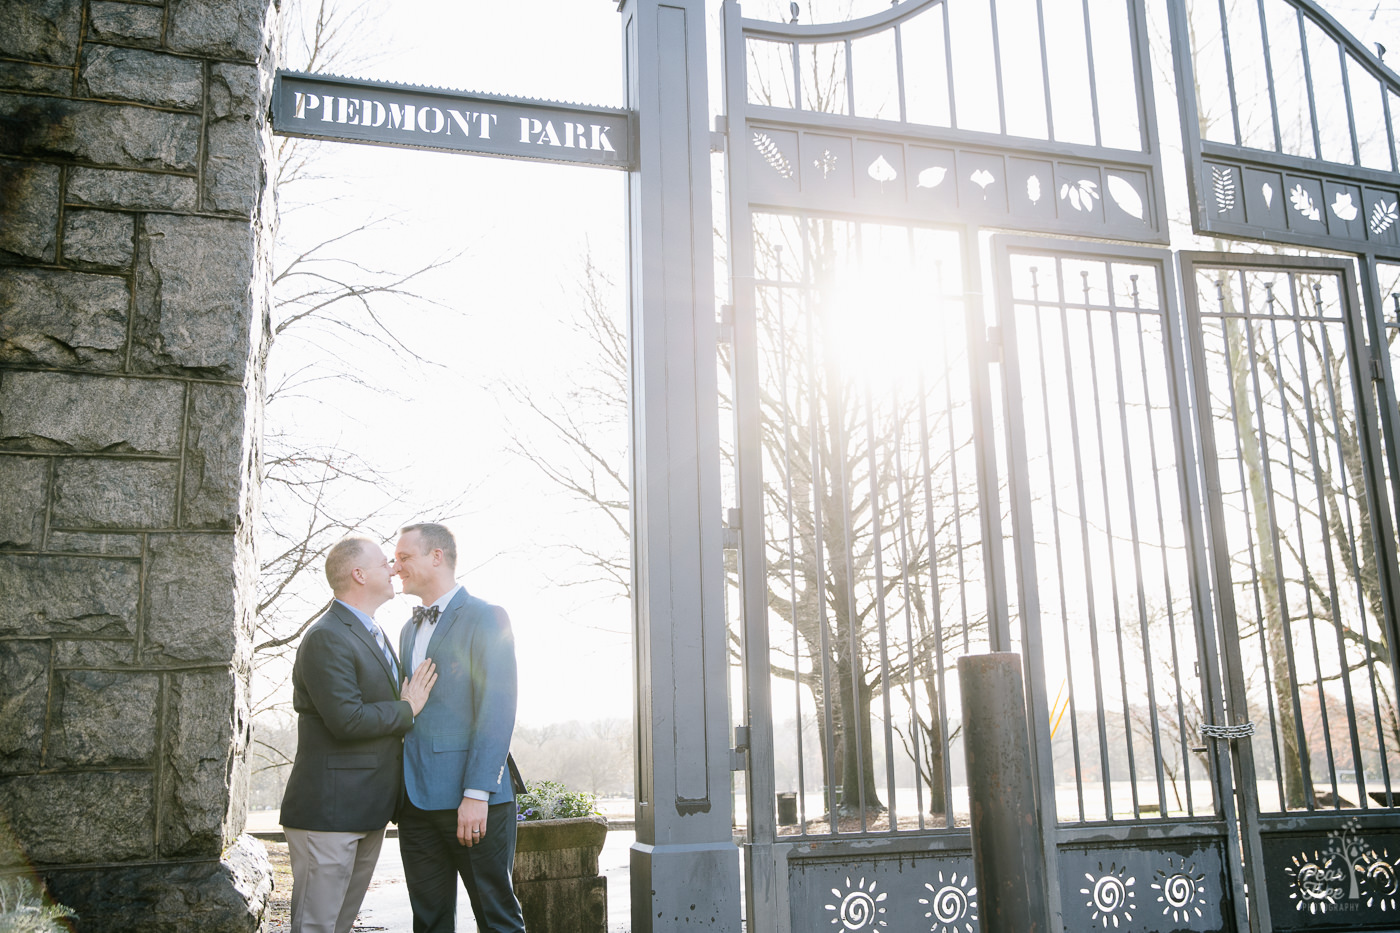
[87,2,167,46]
[167,0,269,62]
[160,669,237,857]
[0,94,200,171]
[0,61,73,95]
[44,834,272,933]
[183,384,246,529]
[204,63,263,215]
[79,45,204,110]
[134,214,253,377]
[53,637,137,667]
[0,0,81,64]
[0,640,51,772]
[48,670,159,768]
[45,531,144,556]
[0,372,185,454]
[0,772,154,864]
[0,268,129,370]
[0,554,140,639]
[0,456,48,547]
[52,458,180,530]
[62,209,136,268]
[0,158,59,261]
[143,534,238,664]
[67,166,198,212]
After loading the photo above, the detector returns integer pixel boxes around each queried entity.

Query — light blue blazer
[399,587,518,810]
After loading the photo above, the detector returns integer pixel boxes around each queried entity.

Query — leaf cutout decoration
[1371,200,1399,235]
[970,169,995,190]
[1027,175,1042,205]
[1262,182,1274,208]
[1331,191,1358,222]
[1212,166,1236,213]
[752,132,794,179]
[1106,175,1144,220]
[1060,179,1100,212]
[1289,184,1320,221]
[868,155,898,184]
[917,166,947,189]
[813,149,838,179]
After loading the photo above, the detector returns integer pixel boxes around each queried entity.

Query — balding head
[325,536,376,595]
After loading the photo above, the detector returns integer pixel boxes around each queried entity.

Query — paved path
[352,830,634,933]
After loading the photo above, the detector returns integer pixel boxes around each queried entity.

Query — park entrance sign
[271,71,633,169]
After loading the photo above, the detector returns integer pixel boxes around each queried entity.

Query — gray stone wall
[0,0,276,929]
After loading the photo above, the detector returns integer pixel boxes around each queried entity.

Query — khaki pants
[284,826,386,933]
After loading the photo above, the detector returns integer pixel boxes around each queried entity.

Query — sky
[268,0,1400,728]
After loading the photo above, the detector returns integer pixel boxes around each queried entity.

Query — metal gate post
[618,1,743,931]
[958,652,1053,933]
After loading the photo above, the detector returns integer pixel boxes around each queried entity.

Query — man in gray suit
[280,536,438,933]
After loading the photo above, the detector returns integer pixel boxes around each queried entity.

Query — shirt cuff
[463,789,489,801]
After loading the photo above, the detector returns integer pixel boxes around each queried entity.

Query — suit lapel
[335,602,400,697]
[425,587,468,659]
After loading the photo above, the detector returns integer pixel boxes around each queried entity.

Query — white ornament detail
[867,155,898,185]
[919,872,978,933]
[1331,191,1359,222]
[752,132,794,179]
[1290,183,1321,221]
[1212,165,1236,212]
[1371,199,1399,235]
[814,149,838,179]
[1106,175,1144,220]
[1262,182,1274,208]
[1082,863,1136,928]
[823,877,888,931]
[1061,179,1100,212]
[1027,175,1042,205]
[917,165,948,189]
[970,169,995,191]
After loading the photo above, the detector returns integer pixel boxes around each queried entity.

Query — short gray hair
[400,522,457,569]
[325,536,376,592]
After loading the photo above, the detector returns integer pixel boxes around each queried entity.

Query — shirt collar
[426,584,462,616]
[334,599,376,633]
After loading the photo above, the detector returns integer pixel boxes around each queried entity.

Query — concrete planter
[513,816,608,933]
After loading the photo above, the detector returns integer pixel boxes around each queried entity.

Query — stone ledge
[39,834,272,933]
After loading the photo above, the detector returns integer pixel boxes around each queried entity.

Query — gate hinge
[722,507,741,550]
[711,115,728,153]
[730,725,750,771]
[986,325,1003,362]
[718,304,735,346]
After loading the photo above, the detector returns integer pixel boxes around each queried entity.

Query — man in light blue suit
[394,522,525,933]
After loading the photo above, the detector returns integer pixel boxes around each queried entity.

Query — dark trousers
[398,799,525,933]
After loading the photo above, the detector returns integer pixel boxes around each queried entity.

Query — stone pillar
[0,1,277,930]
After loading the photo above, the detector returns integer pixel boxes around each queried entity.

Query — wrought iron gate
[719,1,1400,931]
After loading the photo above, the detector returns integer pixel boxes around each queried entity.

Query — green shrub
[0,876,76,933]
[515,780,599,822]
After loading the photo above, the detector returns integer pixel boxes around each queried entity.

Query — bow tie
[411,605,441,627]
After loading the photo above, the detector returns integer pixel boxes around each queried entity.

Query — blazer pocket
[326,754,377,769]
[431,732,472,752]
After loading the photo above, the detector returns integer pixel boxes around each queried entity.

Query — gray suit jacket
[280,601,414,831]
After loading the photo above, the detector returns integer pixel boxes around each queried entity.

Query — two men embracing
[279,522,527,933]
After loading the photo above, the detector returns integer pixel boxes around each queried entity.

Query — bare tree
[249,0,468,799]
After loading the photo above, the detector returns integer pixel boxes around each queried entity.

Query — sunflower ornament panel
[1260,821,1400,931]
[1057,843,1230,932]
[788,853,981,933]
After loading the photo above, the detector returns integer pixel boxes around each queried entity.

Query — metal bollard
[958,652,1052,933]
